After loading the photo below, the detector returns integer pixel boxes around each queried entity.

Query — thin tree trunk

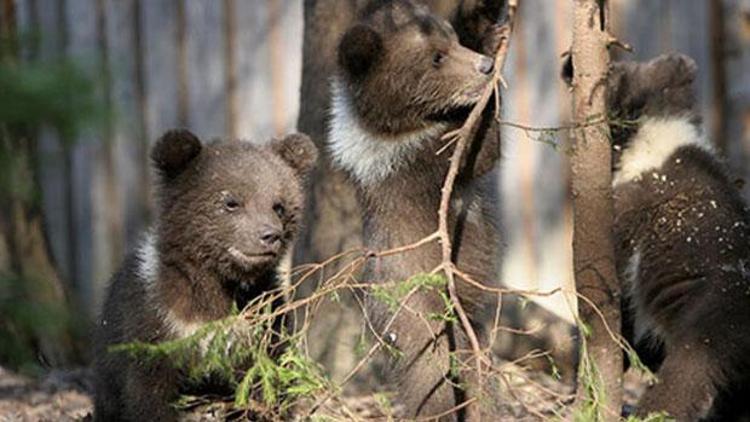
[0,0,78,368]
[709,0,729,154]
[569,0,622,419]
[0,132,79,368]
[293,0,366,387]
[724,0,750,201]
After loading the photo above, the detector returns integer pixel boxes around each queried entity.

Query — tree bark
[292,0,367,388]
[0,131,80,368]
[0,0,79,369]
[569,0,623,419]
[723,0,750,202]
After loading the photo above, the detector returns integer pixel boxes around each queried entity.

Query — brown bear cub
[331,0,503,419]
[92,130,317,421]
[578,54,750,420]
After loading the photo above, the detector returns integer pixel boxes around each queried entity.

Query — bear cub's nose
[477,56,494,75]
[260,227,282,251]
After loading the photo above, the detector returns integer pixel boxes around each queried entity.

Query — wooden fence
[12,0,301,314]
[7,0,750,322]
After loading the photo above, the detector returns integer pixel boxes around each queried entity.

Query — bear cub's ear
[151,129,202,179]
[338,24,383,79]
[270,133,318,177]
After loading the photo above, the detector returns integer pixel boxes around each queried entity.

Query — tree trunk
[292,0,368,388]
[723,0,750,201]
[0,132,80,368]
[0,0,79,369]
[569,0,623,419]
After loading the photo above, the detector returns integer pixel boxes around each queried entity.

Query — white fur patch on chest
[163,309,204,339]
[328,79,447,186]
[136,231,159,285]
[136,231,205,340]
[613,116,714,187]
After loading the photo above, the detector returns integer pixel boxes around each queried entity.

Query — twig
[434,0,518,417]
[368,231,439,258]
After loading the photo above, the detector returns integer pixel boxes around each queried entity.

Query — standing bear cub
[565,54,750,420]
[331,0,503,419]
[93,130,317,421]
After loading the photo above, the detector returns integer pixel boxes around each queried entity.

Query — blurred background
[1,0,749,382]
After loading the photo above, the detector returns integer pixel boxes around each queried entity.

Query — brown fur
[294,0,508,389]
[332,1,503,419]
[604,54,750,420]
[92,130,317,421]
[294,0,505,277]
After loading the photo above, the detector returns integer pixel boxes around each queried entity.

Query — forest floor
[0,367,92,421]
[0,365,647,421]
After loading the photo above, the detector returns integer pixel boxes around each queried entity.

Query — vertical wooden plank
[81,0,149,309]
[527,0,570,318]
[494,0,576,377]
[615,0,669,60]
[184,0,226,138]
[88,0,117,311]
[12,0,26,41]
[499,0,529,292]
[507,1,538,289]
[223,0,236,139]
[105,0,148,252]
[32,0,74,284]
[140,0,180,143]
[500,0,572,319]
[0,0,10,34]
[268,0,285,135]
[276,0,303,135]
[667,0,714,142]
[234,0,273,140]
[709,0,729,152]
[132,0,152,222]
[15,0,38,61]
[64,0,100,312]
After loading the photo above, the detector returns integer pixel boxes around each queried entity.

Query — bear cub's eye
[432,51,447,67]
[273,203,286,219]
[224,197,241,212]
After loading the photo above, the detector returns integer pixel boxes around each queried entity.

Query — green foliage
[623,344,657,385]
[572,316,660,422]
[110,312,330,415]
[572,321,607,422]
[370,274,451,359]
[353,333,369,359]
[370,273,448,313]
[0,273,73,374]
[546,355,562,381]
[0,58,104,140]
[373,393,395,418]
[0,33,106,202]
[624,413,675,422]
[448,352,461,380]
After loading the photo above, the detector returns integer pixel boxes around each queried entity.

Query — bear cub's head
[150,130,317,282]
[336,0,495,135]
[562,53,698,147]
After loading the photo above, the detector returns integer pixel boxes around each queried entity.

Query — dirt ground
[0,365,646,421]
[0,367,93,422]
